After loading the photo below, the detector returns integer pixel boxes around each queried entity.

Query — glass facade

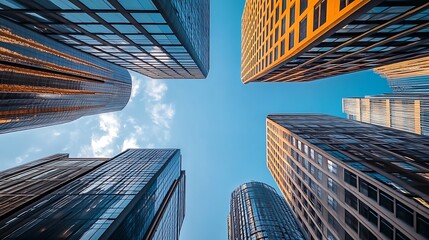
[241,0,429,83]
[267,114,429,240]
[0,149,185,240]
[228,181,306,240]
[0,0,209,79]
[0,17,131,134]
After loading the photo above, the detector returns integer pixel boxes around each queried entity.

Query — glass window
[61,13,97,23]
[327,195,337,210]
[344,169,357,187]
[113,24,140,33]
[78,24,112,33]
[289,30,294,49]
[359,202,378,226]
[131,13,165,23]
[379,190,394,212]
[345,210,358,232]
[97,13,129,23]
[317,154,323,165]
[299,17,307,42]
[317,169,323,181]
[396,201,414,227]
[327,160,337,175]
[81,0,114,9]
[380,217,393,240]
[344,190,357,210]
[327,177,337,193]
[281,17,286,36]
[359,224,377,240]
[282,0,287,13]
[359,179,377,201]
[314,0,327,30]
[118,0,156,10]
[396,230,411,240]
[290,4,296,26]
[300,0,308,14]
[417,214,429,237]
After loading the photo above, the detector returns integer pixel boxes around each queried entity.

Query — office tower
[0,17,131,134]
[266,114,429,240]
[228,181,306,240]
[343,94,429,135]
[0,0,210,79]
[241,0,429,83]
[0,149,185,240]
[375,56,429,93]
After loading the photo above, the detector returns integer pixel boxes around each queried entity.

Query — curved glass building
[228,181,306,240]
[0,17,131,134]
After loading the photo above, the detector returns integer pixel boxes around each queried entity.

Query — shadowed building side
[0,17,131,134]
[0,149,185,240]
[228,181,306,240]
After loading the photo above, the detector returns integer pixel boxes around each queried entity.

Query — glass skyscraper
[228,181,306,240]
[0,17,131,134]
[241,0,429,83]
[0,149,185,240]
[0,0,209,79]
[267,114,429,240]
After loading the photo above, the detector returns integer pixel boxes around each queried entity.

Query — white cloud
[129,74,142,102]
[122,136,140,151]
[15,147,41,164]
[145,78,168,101]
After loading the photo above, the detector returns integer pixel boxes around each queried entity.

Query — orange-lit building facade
[242,0,429,83]
[267,114,429,240]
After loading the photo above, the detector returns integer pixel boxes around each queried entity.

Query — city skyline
[1,0,429,239]
[0,148,185,240]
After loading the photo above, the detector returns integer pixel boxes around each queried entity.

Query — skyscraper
[241,0,429,83]
[343,94,429,135]
[266,114,429,240]
[0,149,185,240]
[228,181,306,240]
[0,17,131,134]
[0,0,210,79]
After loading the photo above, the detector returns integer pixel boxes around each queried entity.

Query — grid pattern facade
[267,114,429,240]
[343,95,429,135]
[0,149,185,240]
[228,181,306,240]
[0,17,131,134]
[241,0,429,83]
[0,154,107,220]
[0,0,209,79]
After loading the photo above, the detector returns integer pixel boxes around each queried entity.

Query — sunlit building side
[242,0,429,83]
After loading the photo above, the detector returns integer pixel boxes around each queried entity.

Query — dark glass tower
[0,149,185,240]
[0,17,131,134]
[267,114,429,240]
[228,181,306,240]
[0,0,210,79]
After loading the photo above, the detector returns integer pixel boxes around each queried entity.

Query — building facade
[343,94,429,135]
[0,17,131,134]
[375,56,429,93]
[0,0,209,79]
[241,0,429,83]
[228,181,306,240]
[267,114,429,240]
[0,149,185,240]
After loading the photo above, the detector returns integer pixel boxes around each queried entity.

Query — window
[327,160,337,175]
[359,179,377,201]
[379,191,394,212]
[345,210,358,232]
[359,224,377,240]
[282,0,287,13]
[344,169,357,187]
[380,217,393,240]
[359,202,378,226]
[275,6,279,22]
[327,177,337,193]
[281,40,285,56]
[395,230,411,240]
[340,0,354,10]
[328,213,340,232]
[317,169,323,181]
[317,154,323,165]
[344,190,357,210]
[396,201,414,227]
[299,17,307,42]
[300,0,308,13]
[290,4,296,26]
[417,214,429,237]
[313,0,327,31]
[327,195,337,210]
[310,149,315,159]
[281,17,286,35]
[289,30,294,49]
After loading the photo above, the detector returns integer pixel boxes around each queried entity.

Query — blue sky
[0,0,392,239]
